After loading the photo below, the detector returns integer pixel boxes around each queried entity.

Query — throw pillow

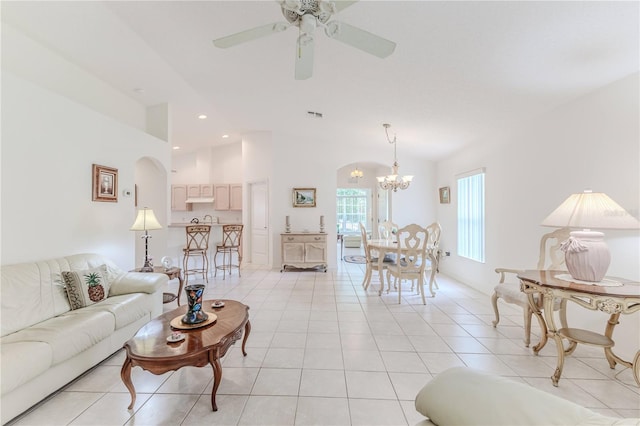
[62,265,110,309]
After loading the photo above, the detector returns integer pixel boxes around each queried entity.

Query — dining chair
[423,221,442,297]
[360,222,391,291]
[491,227,570,347]
[214,224,243,280]
[386,223,429,304]
[182,224,211,286]
[378,220,398,240]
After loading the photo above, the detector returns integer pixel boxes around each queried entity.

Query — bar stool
[182,224,211,286]
[214,224,243,279]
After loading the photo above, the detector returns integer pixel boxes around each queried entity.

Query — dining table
[367,238,438,298]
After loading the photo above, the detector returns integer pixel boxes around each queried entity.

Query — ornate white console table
[518,270,640,387]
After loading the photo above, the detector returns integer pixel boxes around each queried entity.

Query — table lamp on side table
[130,207,163,272]
[541,190,639,282]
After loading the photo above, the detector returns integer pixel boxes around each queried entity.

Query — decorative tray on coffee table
[169,312,217,330]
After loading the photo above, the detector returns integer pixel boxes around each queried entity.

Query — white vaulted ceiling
[2,1,638,160]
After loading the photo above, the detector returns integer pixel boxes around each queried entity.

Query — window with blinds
[457,169,485,263]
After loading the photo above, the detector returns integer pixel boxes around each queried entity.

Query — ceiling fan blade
[325,21,396,58]
[213,22,289,48]
[334,1,359,12]
[295,34,315,80]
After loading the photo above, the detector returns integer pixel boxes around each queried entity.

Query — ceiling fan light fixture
[281,0,302,13]
[325,21,340,38]
[213,1,396,80]
[319,0,337,15]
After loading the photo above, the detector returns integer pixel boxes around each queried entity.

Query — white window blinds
[457,169,485,263]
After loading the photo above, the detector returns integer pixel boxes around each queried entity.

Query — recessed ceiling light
[198,114,207,119]
[307,111,323,118]
[173,146,180,150]
[222,134,229,139]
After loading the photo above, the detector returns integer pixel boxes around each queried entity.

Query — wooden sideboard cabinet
[280,233,327,272]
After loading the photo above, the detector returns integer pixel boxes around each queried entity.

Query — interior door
[249,181,269,265]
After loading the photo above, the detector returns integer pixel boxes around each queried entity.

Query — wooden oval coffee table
[120,299,250,411]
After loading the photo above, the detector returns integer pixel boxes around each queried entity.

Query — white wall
[1,26,170,270]
[265,130,436,270]
[436,72,640,358]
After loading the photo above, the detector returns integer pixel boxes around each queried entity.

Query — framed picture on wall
[92,164,118,202]
[439,186,450,204]
[293,188,316,207]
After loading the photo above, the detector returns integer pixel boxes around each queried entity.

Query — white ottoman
[415,367,637,426]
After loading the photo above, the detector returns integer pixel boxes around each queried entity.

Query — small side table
[158,267,184,305]
[132,266,184,306]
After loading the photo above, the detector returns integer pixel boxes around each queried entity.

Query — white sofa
[0,253,167,424]
[415,367,638,425]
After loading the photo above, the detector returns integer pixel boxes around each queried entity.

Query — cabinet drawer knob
[314,237,321,240]
[287,237,294,241]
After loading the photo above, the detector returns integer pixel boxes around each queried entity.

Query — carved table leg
[209,350,222,411]
[120,356,136,409]
[523,284,547,354]
[242,320,251,356]
[603,313,621,369]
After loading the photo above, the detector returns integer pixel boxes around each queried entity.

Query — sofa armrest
[108,272,167,296]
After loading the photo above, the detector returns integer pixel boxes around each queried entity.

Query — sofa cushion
[1,310,115,365]
[0,341,52,394]
[80,293,152,330]
[415,367,632,425]
[62,265,110,309]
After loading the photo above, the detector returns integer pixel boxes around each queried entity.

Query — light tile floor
[8,247,640,425]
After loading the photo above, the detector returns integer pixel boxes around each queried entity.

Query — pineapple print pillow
[61,265,111,309]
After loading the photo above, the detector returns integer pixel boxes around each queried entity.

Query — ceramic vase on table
[182,284,208,324]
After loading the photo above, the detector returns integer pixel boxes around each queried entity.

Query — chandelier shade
[350,167,363,179]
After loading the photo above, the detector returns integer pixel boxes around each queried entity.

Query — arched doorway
[134,157,168,268]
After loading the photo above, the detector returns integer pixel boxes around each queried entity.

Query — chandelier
[350,167,363,179]
[377,123,413,192]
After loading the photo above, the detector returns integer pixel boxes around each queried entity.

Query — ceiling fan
[212,0,396,80]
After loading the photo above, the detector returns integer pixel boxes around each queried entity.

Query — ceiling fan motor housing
[281,0,334,24]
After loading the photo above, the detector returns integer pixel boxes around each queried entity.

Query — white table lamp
[130,207,163,272]
[541,190,639,282]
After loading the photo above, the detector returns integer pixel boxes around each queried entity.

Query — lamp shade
[130,208,162,231]
[541,191,639,230]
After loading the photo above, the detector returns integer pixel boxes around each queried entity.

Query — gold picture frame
[439,186,450,204]
[92,164,118,202]
[293,188,316,207]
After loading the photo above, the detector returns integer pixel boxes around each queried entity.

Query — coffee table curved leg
[209,351,222,411]
[242,320,251,356]
[120,356,136,409]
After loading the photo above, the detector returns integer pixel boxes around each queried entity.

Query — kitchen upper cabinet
[187,184,200,198]
[214,184,242,211]
[171,185,192,211]
[214,184,230,210]
[230,184,242,211]
[187,184,213,198]
[200,184,214,197]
